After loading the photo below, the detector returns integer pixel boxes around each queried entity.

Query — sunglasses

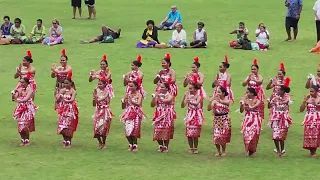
[52,23,57,24]
[14,22,20,24]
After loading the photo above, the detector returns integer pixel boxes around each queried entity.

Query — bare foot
[72,17,75,19]
[193,149,199,154]
[157,145,163,152]
[215,152,221,157]
[285,38,292,41]
[189,148,194,154]
[127,144,132,152]
[221,151,227,157]
[162,146,169,153]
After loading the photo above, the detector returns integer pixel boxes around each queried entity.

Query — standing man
[71,0,82,19]
[85,0,96,20]
[158,5,182,30]
[285,0,303,41]
[313,0,320,42]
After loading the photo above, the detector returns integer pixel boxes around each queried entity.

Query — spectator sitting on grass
[10,18,27,43]
[26,19,45,44]
[169,23,187,48]
[158,5,182,30]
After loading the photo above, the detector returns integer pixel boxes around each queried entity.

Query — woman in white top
[255,23,270,50]
[169,23,187,48]
[190,22,207,48]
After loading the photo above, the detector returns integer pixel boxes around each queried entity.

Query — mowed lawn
[1,0,320,179]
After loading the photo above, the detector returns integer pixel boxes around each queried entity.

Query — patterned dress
[269,94,292,140]
[13,89,37,133]
[125,70,146,99]
[184,93,203,138]
[152,92,176,140]
[212,72,234,103]
[241,100,262,153]
[247,75,265,119]
[92,88,113,138]
[302,104,320,149]
[54,66,74,110]
[268,77,284,115]
[213,102,231,145]
[184,72,207,98]
[56,94,79,138]
[92,70,114,98]
[120,94,145,138]
[156,69,178,97]
[13,67,37,97]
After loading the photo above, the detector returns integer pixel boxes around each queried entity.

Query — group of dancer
[10,49,320,157]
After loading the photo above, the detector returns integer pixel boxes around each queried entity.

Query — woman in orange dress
[208,87,231,157]
[56,72,79,148]
[240,88,262,156]
[181,79,203,154]
[51,49,73,110]
[120,79,145,152]
[12,50,37,101]
[92,75,114,149]
[89,54,114,98]
[151,78,176,153]
[12,73,37,146]
[123,55,146,99]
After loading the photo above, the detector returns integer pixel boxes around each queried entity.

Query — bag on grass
[101,35,114,43]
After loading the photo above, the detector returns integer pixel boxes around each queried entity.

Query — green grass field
[1,0,320,179]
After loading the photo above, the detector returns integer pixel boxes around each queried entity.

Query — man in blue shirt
[0,16,13,38]
[285,0,303,41]
[158,5,182,30]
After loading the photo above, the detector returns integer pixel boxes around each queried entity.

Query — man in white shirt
[169,23,187,48]
[314,0,320,42]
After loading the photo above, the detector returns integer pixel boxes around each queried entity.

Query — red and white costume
[152,92,176,140]
[92,88,113,138]
[13,88,37,134]
[247,75,265,119]
[184,93,203,138]
[91,70,114,98]
[56,94,79,138]
[54,67,74,110]
[241,100,262,154]
[269,94,292,140]
[13,68,37,98]
[213,72,234,103]
[302,103,320,149]
[156,69,178,97]
[120,94,145,138]
[125,70,146,99]
[213,103,231,145]
[185,72,207,98]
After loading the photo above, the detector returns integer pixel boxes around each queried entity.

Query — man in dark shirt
[80,25,121,43]
[285,0,303,41]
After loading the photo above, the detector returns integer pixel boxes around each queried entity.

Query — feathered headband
[253,58,258,65]
[136,55,142,63]
[284,77,291,87]
[165,53,171,60]
[193,56,199,63]
[280,62,285,71]
[61,49,66,56]
[67,71,73,79]
[224,55,228,64]
[102,54,107,61]
[26,50,32,58]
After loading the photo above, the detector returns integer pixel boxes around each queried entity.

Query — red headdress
[67,71,73,79]
[136,55,142,63]
[224,55,228,64]
[165,53,171,60]
[284,77,291,87]
[26,72,32,79]
[193,56,199,63]
[192,75,198,85]
[279,62,285,71]
[61,49,66,56]
[253,58,258,65]
[102,54,107,61]
[27,50,32,58]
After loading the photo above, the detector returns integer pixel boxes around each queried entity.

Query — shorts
[285,17,299,29]
[85,0,95,7]
[98,32,119,41]
[71,0,81,7]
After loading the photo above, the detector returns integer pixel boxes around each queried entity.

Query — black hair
[3,16,10,21]
[219,87,229,97]
[61,54,68,61]
[221,62,230,69]
[132,81,139,89]
[239,22,245,25]
[146,20,155,26]
[247,87,257,96]
[163,58,171,67]
[197,22,205,26]
[37,19,42,23]
[24,56,33,63]
[65,78,76,89]
[100,60,108,66]
[279,69,286,76]
[311,85,319,92]
[163,83,170,90]
[191,83,200,90]
[251,64,259,70]
[133,61,142,67]
[193,62,200,68]
[280,85,291,93]
[99,79,107,84]
[22,77,30,84]
[14,18,21,23]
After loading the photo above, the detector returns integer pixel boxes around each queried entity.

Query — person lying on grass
[80,25,121,44]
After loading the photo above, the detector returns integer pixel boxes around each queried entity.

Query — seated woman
[42,18,63,46]
[80,25,121,43]
[229,22,249,49]
[189,22,207,48]
[0,30,10,45]
[169,23,187,48]
[1,16,13,39]
[26,19,45,44]
[9,18,27,43]
[255,23,269,51]
[136,20,166,48]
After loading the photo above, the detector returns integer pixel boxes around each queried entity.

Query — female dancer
[266,62,286,109]
[51,49,72,110]
[120,79,145,152]
[151,78,176,153]
[269,77,292,157]
[92,75,114,149]
[300,85,320,157]
[305,65,320,89]
[212,55,234,103]
[154,53,178,97]
[208,87,231,157]
[242,59,265,120]
[123,55,146,99]
[181,79,203,154]
[56,72,79,148]
[12,73,37,146]
[89,54,114,98]
[240,88,262,156]
[183,57,206,99]
[12,50,37,100]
